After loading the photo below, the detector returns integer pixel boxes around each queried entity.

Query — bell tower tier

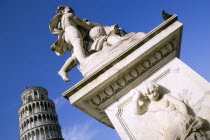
[18,87,64,140]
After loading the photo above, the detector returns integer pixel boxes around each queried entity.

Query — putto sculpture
[49,6,91,82]
[58,9,210,140]
[131,81,208,140]
[49,6,146,82]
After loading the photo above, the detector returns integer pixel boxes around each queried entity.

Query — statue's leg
[71,38,86,63]
[58,54,78,82]
[65,27,86,64]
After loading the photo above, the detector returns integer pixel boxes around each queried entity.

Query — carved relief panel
[105,58,210,140]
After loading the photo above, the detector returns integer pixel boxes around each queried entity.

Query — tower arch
[18,87,64,140]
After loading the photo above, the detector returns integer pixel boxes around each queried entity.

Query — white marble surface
[63,15,183,128]
[79,32,146,77]
[61,15,210,139]
[105,58,210,139]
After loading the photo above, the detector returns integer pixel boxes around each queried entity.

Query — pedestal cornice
[62,15,183,127]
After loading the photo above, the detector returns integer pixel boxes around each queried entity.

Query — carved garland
[85,38,176,125]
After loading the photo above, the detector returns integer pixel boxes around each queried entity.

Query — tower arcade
[18,87,64,140]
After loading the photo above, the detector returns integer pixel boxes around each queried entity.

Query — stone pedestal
[62,15,210,139]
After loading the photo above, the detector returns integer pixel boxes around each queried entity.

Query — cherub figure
[131,81,208,140]
[88,25,124,53]
[132,81,190,118]
[50,6,128,82]
[49,6,142,82]
[49,6,92,82]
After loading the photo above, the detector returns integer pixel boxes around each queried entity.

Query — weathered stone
[62,15,210,139]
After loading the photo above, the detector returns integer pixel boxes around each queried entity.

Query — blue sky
[0,0,210,139]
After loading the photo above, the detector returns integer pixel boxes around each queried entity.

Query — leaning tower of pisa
[18,87,64,140]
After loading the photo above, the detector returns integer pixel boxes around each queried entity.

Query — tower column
[18,87,64,140]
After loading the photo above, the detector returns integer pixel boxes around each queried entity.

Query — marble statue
[88,25,125,53]
[49,6,92,82]
[61,14,210,140]
[49,6,134,82]
[131,81,208,140]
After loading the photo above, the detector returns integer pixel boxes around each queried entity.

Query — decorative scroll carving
[83,39,178,126]
[87,38,176,106]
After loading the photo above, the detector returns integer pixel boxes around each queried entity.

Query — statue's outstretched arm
[73,15,92,31]
[49,14,63,35]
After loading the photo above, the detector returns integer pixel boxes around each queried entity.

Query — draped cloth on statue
[89,36,108,52]
[79,32,146,77]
